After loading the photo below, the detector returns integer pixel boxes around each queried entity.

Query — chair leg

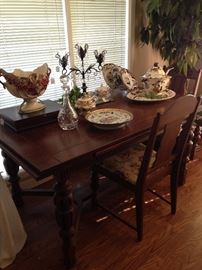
[190,124,201,160]
[135,190,144,241]
[90,166,99,208]
[178,149,187,186]
[74,202,83,242]
[170,173,178,214]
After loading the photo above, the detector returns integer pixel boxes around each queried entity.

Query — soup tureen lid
[142,62,166,79]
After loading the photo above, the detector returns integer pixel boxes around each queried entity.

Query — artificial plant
[140,0,202,75]
[58,84,81,107]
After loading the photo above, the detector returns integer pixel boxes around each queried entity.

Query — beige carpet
[0,152,52,189]
[1,168,51,190]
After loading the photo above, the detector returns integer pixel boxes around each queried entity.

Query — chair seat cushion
[102,143,156,184]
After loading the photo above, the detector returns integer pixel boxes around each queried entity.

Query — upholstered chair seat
[102,144,156,185]
[91,95,201,241]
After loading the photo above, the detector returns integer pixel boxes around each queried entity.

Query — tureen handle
[0,69,6,88]
[165,67,174,75]
[0,81,5,88]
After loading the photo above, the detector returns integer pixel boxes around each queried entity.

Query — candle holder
[56,44,107,93]
[55,52,70,75]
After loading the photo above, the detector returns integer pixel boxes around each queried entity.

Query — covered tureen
[142,63,171,93]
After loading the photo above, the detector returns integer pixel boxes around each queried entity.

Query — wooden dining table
[0,91,181,268]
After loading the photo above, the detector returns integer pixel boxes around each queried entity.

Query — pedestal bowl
[0,63,51,113]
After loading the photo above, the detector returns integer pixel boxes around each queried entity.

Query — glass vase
[57,75,78,130]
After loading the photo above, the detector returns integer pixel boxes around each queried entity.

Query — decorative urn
[0,63,51,113]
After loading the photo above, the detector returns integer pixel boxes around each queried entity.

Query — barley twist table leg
[54,168,76,269]
[190,124,201,160]
[1,150,23,207]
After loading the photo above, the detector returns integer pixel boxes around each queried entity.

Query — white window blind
[0,0,67,109]
[68,0,127,91]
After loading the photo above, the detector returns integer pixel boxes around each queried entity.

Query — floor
[4,150,202,270]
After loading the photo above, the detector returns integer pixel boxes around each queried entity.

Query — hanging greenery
[140,0,202,75]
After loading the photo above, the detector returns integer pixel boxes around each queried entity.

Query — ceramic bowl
[0,63,51,113]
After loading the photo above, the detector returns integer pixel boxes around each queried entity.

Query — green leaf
[59,84,81,107]
[147,0,160,14]
[144,91,161,99]
[182,62,188,76]
[140,27,150,44]
[185,48,199,68]
[138,0,201,72]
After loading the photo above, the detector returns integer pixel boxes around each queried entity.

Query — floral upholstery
[102,143,156,185]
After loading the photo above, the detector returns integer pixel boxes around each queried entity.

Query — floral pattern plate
[126,89,176,102]
[85,108,133,130]
[120,68,138,91]
[102,63,125,90]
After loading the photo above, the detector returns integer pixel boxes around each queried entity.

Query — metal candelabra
[56,44,107,93]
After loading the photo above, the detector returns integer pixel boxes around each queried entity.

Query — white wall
[131,44,166,79]
[128,0,166,80]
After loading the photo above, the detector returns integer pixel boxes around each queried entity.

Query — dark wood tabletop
[0,92,175,179]
[0,91,177,268]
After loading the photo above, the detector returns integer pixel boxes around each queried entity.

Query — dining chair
[167,68,202,160]
[189,112,202,161]
[91,95,201,241]
[168,68,202,96]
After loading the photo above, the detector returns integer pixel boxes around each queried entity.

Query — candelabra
[56,44,107,93]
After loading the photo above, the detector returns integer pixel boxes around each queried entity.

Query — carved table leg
[190,124,201,160]
[54,168,76,269]
[1,150,23,207]
[178,127,195,186]
[178,150,187,186]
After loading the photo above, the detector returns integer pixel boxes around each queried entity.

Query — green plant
[58,84,81,107]
[140,0,202,75]
[69,84,81,107]
[144,91,161,99]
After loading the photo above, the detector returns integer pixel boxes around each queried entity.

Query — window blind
[68,0,127,91]
[0,0,67,109]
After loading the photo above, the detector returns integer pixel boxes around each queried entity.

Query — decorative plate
[120,68,138,91]
[102,64,125,89]
[126,89,176,102]
[85,108,133,129]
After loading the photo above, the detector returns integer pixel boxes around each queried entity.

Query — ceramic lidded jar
[142,62,171,93]
[75,92,97,111]
[96,84,111,101]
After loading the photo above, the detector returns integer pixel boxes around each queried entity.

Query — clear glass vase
[57,75,78,130]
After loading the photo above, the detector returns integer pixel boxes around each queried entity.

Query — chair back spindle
[137,95,201,189]
[169,68,202,96]
[91,95,201,241]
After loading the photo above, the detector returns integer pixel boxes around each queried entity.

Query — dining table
[0,90,185,268]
